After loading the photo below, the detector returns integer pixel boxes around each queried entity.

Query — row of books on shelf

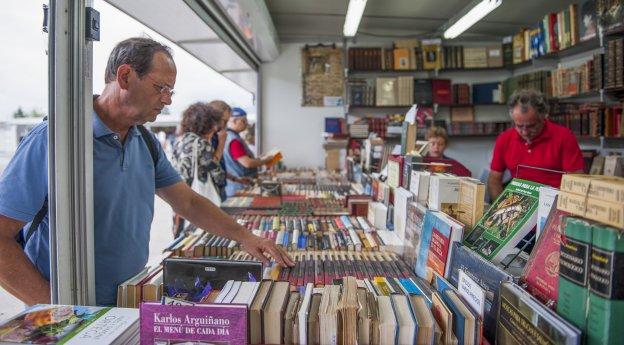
[447,121,512,136]
[349,77,503,107]
[605,37,624,89]
[511,1,595,63]
[589,154,623,176]
[348,41,505,71]
[550,101,624,138]
[550,56,599,98]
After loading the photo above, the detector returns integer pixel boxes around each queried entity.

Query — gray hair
[104,37,173,83]
[507,89,549,119]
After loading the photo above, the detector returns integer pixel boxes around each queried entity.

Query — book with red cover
[314,257,324,286]
[423,157,472,177]
[432,79,453,105]
[522,200,570,307]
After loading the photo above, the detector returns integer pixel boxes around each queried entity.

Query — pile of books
[550,101,624,138]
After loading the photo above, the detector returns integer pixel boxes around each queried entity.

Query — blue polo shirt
[0,112,181,305]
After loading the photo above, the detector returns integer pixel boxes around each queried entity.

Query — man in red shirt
[488,89,585,200]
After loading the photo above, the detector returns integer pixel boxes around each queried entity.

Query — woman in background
[170,102,226,237]
[426,126,472,176]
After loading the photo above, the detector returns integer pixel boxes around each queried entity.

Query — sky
[0,0,255,122]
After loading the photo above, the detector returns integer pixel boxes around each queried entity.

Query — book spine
[557,217,592,334]
[587,223,624,345]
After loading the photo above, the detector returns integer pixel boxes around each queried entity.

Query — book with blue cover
[414,210,463,282]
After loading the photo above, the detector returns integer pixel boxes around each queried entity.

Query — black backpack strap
[138,125,158,167]
[16,196,48,247]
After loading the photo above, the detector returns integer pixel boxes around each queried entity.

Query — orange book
[393,48,410,70]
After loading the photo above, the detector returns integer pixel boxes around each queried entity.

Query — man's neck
[93,89,134,141]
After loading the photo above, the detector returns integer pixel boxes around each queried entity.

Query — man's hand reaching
[239,233,294,267]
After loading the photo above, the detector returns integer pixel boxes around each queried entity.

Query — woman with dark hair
[170,102,226,237]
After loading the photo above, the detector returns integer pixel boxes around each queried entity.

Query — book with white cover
[0,305,138,345]
[537,186,559,238]
[222,281,242,303]
[409,170,431,204]
[215,280,235,303]
[297,283,314,345]
[232,281,261,306]
[393,187,414,241]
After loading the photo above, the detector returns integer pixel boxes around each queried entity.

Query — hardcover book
[587,222,624,345]
[140,302,247,345]
[522,200,570,307]
[464,179,542,264]
[497,282,581,345]
[0,305,139,345]
[163,258,262,302]
[557,217,592,335]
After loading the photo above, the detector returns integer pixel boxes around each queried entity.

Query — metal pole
[48,0,95,305]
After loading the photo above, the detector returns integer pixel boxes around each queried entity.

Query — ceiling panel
[265,0,583,42]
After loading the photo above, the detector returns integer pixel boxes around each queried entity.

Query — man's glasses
[144,74,175,97]
[514,121,541,131]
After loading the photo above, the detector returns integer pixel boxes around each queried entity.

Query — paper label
[458,269,486,317]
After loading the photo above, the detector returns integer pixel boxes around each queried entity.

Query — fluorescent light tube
[443,0,502,39]
[343,0,367,37]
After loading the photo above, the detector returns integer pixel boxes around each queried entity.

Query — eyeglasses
[144,74,175,97]
[514,121,541,132]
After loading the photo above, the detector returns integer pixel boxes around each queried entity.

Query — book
[457,177,485,229]
[537,186,559,238]
[140,302,246,345]
[377,295,398,345]
[431,291,457,345]
[376,77,398,106]
[415,210,464,282]
[422,39,442,70]
[472,82,501,104]
[427,173,460,216]
[448,242,513,342]
[337,277,359,345]
[393,187,413,241]
[391,294,417,345]
[297,283,313,344]
[431,79,452,105]
[413,79,433,105]
[587,221,624,345]
[498,282,581,345]
[163,258,262,302]
[249,280,273,344]
[0,305,138,345]
[522,199,569,307]
[557,217,593,335]
[307,291,322,344]
[318,285,341,344]
[464,179,542,264]
[487,44,503,67]
[263,281,290,345]
[408,294,435,344]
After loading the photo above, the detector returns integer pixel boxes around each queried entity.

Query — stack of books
[550,58,597,98]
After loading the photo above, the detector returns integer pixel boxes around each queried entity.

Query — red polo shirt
[490,119,585,188]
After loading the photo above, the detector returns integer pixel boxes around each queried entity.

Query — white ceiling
[265,0,579,42]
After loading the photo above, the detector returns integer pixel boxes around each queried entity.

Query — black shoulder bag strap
[137,125,159,166]
[18,125,159,248]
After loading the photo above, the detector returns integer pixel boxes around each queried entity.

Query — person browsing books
[488,89,584,200]
[170,102,227,237]
[0,37,293,307]
[425,126,472,177]
[224,108,276,197]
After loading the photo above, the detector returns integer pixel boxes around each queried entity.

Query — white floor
[0,196,174,322]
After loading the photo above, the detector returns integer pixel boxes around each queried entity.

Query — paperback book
[140,302,247,345]
[464,179,541,264]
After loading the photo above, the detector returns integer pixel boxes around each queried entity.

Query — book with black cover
[163,258,262,302]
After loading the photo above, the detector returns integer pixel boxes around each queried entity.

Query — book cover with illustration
[464,179,541,264]
[0,305,138,344]
[140,303,247,345]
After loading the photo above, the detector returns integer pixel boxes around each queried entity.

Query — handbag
[191,137,222,206]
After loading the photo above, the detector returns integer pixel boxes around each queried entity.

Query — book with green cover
[557,217,592,336]
[464,179,542,264]
[587,222,624,345]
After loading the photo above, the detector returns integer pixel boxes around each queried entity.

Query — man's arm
[237,155,271,169]
[157,182,294,267]
[487,170,504,201]
[0,214,50,305]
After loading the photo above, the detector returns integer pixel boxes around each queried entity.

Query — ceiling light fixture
[343,0,368,37]
[443,0,502,39]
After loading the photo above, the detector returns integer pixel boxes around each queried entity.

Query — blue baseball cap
[231,107,247,117]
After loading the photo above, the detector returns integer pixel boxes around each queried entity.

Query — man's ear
[116,64,133,90]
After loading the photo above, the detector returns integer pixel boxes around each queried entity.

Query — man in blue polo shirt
[0,37,293,306]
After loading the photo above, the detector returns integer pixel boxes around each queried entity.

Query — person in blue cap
[224,107,275,196]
